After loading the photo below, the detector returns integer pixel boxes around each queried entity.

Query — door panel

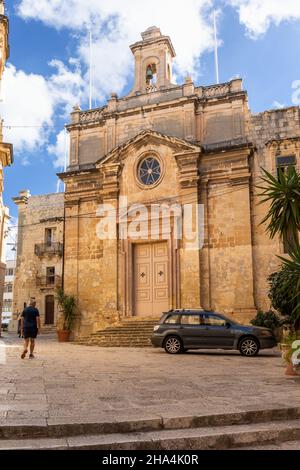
[134,242,169,317]
[179,314,207,347]
[45,295,55,325]
[202,314,235,347]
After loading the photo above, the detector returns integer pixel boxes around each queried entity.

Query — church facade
[60,27,300,338]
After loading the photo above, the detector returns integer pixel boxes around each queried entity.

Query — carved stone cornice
[265,135,300,151]
[174,150,200,188]
[100,161,123,200]
[0,13,9,61]
[200,145,253,185]
[97,129,201,167]
[0,142,13,167]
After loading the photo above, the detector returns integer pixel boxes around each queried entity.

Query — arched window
[167,64,171,81]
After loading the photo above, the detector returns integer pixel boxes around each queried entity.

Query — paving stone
[0,335,300,427]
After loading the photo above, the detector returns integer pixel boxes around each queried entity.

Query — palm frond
[257,166,300,248]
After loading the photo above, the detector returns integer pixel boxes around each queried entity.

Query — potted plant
[280,331,300,376]
[56,288,76,342]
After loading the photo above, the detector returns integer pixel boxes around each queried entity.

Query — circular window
[138,157,162,186]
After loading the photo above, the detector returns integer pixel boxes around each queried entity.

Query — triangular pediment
[96,130,201,168]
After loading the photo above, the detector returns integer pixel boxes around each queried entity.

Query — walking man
[20,298,41,359]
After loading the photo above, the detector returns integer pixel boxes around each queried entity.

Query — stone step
[91,331,152,338]
[88,339,151,344]
[40,327,56,334]
[74,318,159,347]
[121,319,158,323]
[89,328,156,335]
[1,406,300,440]
[75,343,152,347]
[81,340,151,348]
[1,418,300,450]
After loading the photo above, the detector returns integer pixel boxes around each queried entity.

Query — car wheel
[239,337,259,357]
[164,336,183,354]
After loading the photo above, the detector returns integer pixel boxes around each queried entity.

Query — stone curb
[1,419,300,450]
[1,406,300,440]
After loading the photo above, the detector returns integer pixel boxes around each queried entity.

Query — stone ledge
[2,417,300,450]
[1,406,300,440]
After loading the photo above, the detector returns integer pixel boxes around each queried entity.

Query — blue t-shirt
[22,307,40,329]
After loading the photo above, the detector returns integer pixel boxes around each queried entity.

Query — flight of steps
[75,318,159,347]
[41,325,57,335]
[1,406,300,450]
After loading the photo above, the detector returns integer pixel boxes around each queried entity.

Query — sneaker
[21,350,27,359]
[29,354,35,359]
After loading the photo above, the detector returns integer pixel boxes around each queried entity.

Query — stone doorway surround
[120,228,181,319]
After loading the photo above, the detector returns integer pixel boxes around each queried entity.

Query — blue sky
[2,0,300,228]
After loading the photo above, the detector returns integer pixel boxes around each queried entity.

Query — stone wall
[249,107,300,313]
[67,79,247,169]
[13,192,64,327]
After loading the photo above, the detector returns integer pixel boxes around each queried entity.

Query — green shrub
[250,310,282,332]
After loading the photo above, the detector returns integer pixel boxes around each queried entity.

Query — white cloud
[227,0,300,38]
[13,0,220,166]
[1,64,53,155]
[47,59,84,118]
[1,60,83,160]
[292,80,300,106]
[48,129,70,169]
[272,100,285,109]
[17,0,216,90]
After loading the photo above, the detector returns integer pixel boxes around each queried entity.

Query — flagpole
[89,29,93,110]
[213,10,220,84]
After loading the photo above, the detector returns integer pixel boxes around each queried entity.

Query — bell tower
[129,26,176,95]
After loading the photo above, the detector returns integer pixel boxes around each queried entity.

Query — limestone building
[60,27,300,338]
[2,258,15,329]
[0,1,13,331]
[13,191,64,329]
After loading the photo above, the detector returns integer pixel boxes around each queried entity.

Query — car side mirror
[225,322,231,329]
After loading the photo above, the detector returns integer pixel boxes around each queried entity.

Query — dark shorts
[23,328,38,339]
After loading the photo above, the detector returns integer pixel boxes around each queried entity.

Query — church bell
[146,67,153,81]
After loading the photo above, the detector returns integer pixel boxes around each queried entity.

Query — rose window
[138,157,162,186]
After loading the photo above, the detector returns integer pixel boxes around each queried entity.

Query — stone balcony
[34,242,63,257]
[36,275,62,289]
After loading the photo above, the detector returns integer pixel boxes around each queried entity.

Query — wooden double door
[133,242,169,317]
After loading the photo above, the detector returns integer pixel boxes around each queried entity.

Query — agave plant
[257,166,300,252]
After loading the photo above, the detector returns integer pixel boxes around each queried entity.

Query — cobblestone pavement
[0,334,299,426]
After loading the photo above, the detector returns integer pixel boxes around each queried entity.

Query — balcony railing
[34,242,63,257]
[36,275,62,288]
